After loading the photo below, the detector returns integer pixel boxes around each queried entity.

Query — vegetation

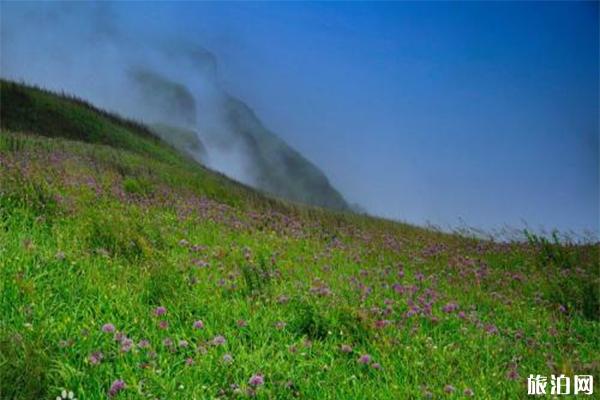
[0,80,598,399]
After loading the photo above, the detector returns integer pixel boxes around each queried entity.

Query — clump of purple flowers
[357,354,372,365]
[102,323,115,333]
[154,306,167,317]
[193,320,204,329]
[248,374,265,386]
[484,324,498,335]
[442,302,459,313]
[120,338,133,353]
[108,379,126,397]
[222,353,234,363]
[444,384,455,394]
[88,351,104,365]
[211,335,226,346]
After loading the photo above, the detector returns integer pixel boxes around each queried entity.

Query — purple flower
[237,319,248,328]
[193,320,204,329]
[185,357,194,366]
[154,306,167,317]
[108,379,126,397]
[163,338,173,347]
[114,332,126,343]
[102,323,115,333]
[277,295,289,304]
[371,362,382,370]
[357,354,372,364]
[88,351,104,365]
[138,339,150,348]
[120,338,133,352]
[484,324,498,335]
[211,335,226,346]
[248,374,264,386]
[158,320,168,330]
[558,304,567,313]
[506,368,519,380]
[442,302,459,313]
[222,353,233,363]
[444,385,455,393]
[374,320,390,329]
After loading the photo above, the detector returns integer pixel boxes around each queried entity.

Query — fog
[1,2,598,238]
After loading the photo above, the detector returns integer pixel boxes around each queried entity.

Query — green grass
[0,81,598,399]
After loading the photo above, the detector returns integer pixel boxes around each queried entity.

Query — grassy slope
[0,81,598,399]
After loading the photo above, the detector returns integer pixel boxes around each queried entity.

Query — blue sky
[2,1,598,237]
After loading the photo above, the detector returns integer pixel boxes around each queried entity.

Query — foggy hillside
[0,3,350,211]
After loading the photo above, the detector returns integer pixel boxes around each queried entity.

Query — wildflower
[154,306,167,317]
[275,321,286,330]
[484,324,498,335]
[457,311,466,319]
[237,319,248,328]
[158,320,168,330]
[506,368,519,380]
[185,357,194,366]
[102,323,115,333]
[223,353,233,363]
[444,384,455,393]
[464,388,474,397]
[211,335,226,346]
[442,302,459,313]
[357,354,372,364]
[163,338,173,347]
[340,344,353,353]
[371,362,382,370]
[248,374,265,386]
[193,320,204,329]
[374,320,390,329]
[88,351,104,365]
[138,339,150,348]
[179,340,189,348]
[108,379,126,397]
[276,294,289,304]
[114,332,125,342]
[558,304,567,313]
[120,338,133,352]
[56,390,77,400]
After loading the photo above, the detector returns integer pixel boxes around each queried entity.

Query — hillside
[0,80,598,399]
[126,65,350,211]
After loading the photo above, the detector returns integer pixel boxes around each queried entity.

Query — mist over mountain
[127,62,349,210]
[0,3,350,211]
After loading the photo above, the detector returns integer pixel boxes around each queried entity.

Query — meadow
[0,80,598,399]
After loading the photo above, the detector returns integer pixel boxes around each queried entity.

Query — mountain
[125,64,349,211]
[0,80,598,400]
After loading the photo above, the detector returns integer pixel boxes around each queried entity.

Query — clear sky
[2,1,598,237]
